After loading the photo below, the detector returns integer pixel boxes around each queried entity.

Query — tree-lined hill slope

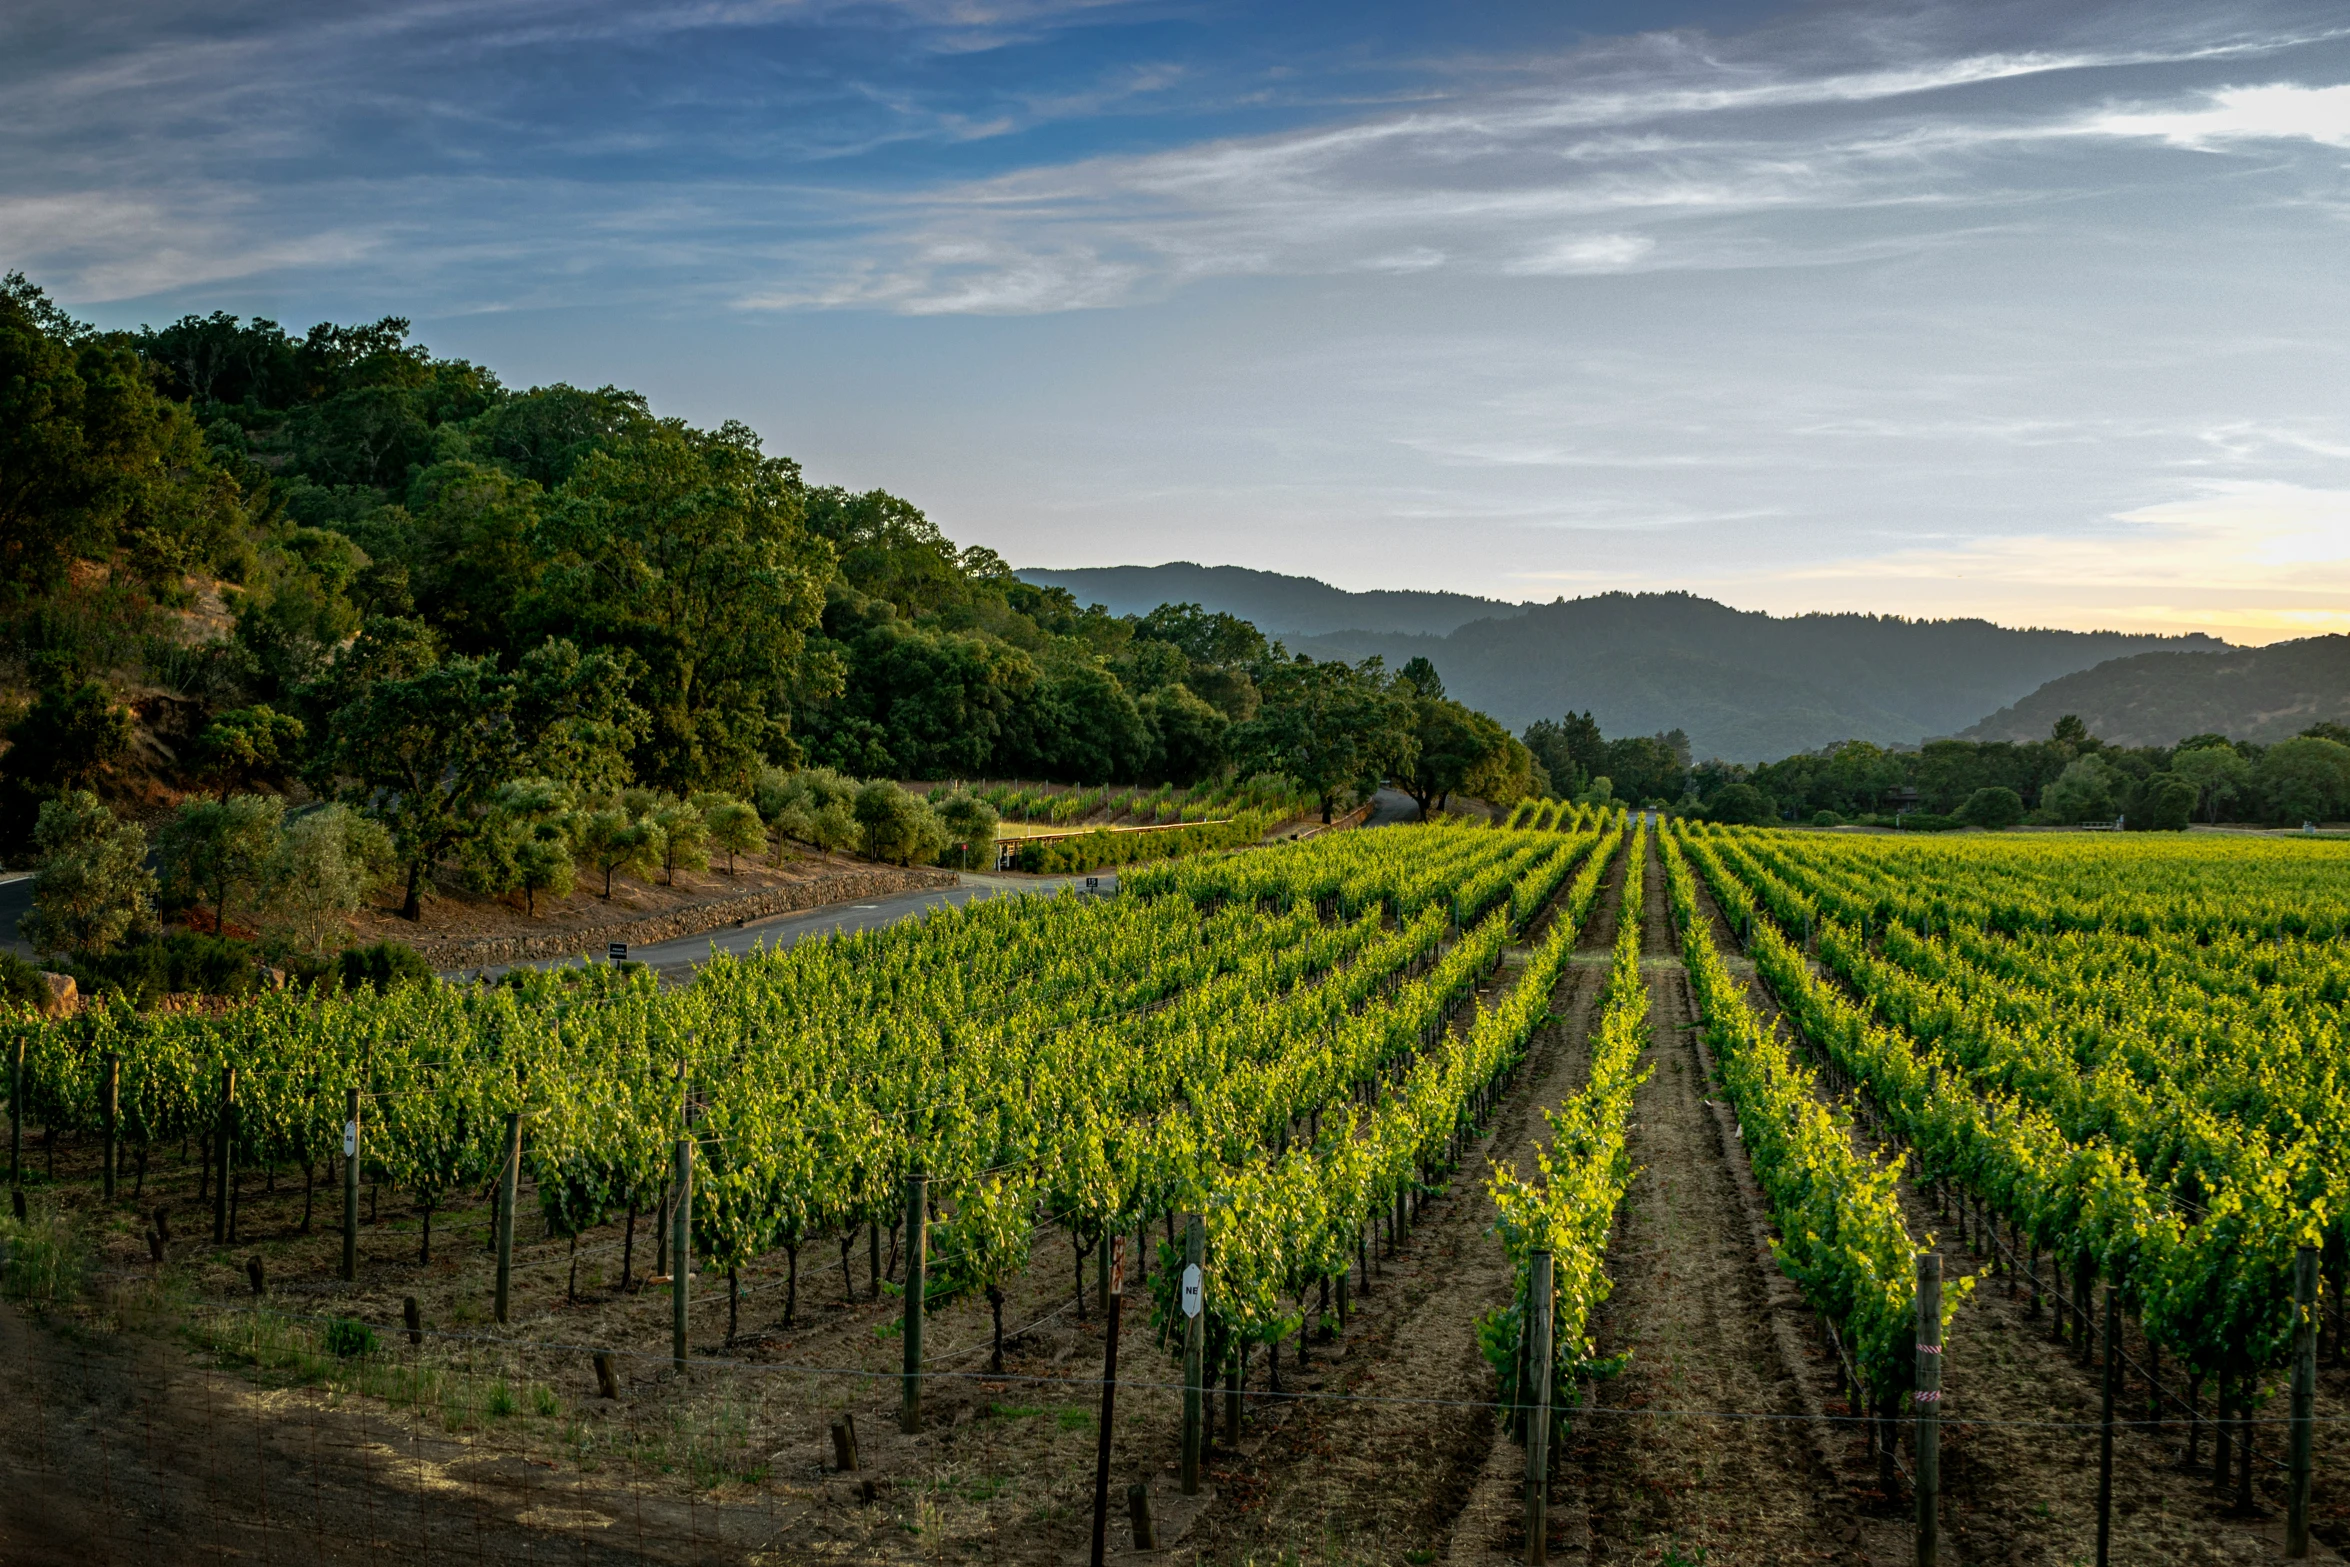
[1015,570,2227,760]
[1960,635,2350,747]
[1016,562,1525,638]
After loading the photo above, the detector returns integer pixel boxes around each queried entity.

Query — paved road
[0,873,31,961]
[463,870,1121,980]
[471,792,1424,979]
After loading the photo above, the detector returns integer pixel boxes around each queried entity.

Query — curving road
[463,869,1122,981]
[480,791,1423,979]
[0,872,31,960]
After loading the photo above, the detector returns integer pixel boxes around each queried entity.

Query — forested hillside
[1017,562,1525,638]
[1959,636,2350,747]
[0,273,1539,923]
[1289,591,2226,759]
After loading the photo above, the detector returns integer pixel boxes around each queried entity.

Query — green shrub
[2,1207,83,1305]
[69,930,258,1005]
[0,951,48,1010]
[339,941,434,994]
[1896,812,1963,832]
[2126,773,2197,832]
[21,791,155,956]
[1958,786,2026,830]
[1704,782,1775,826]
[1810,810,1843,828]
[324,1317,381,1358]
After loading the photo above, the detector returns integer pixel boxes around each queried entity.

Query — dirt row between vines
[1189,827,1629,1565]
[1516,832,1852,1567]
[1679,846,2347,1566]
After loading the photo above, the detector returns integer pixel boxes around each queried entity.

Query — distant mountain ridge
[1017,562,1527,638]
[1020,564,2234,760]
[1960,636,2350,747]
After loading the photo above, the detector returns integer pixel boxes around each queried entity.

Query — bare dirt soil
[1537,837,1853,1567]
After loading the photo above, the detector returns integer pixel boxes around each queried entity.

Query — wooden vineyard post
[1089,1235,1126,1567]
[8,1037,20,1196]
[1525,1250,1554,1566]
[100,1053,118,1201]
[2290,1244,2318,1557]
[1915,1253,1942,1567]
[1181,1216,1205,1495]
[2095,1270,2120,1567]
[212,1066,237,1245]
[2075,1251,2095,1366]
[341,1088,361,1282]
[902,1172,926,1433]
[493,1111,521,1324]
[671,1136,692,1374]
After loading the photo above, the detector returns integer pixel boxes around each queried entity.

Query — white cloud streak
[2080,80,2350,146]
[724,21,2350,314]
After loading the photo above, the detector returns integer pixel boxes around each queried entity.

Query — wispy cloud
[2080,80,2350,146]
[722,16,2350,314]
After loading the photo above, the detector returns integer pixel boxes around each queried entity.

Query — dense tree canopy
[4,274,1565,911]
[1229,656,1417,822]
[1623,710,2350,828]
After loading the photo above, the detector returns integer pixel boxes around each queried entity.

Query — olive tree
[22,791,155,957]
[853,782,948,865]
[264,804,396,954]
[693,792,764,874]
[574,805,660,897]
[934,790,1000,870]
[156,792,284,935]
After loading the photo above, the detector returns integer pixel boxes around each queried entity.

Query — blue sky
[8,0,2349,643]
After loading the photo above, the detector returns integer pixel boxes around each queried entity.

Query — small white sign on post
[342,1119,359,1158]
[1180,1263,1202,1319]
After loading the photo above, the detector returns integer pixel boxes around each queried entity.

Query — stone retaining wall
[415,866,959,970]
